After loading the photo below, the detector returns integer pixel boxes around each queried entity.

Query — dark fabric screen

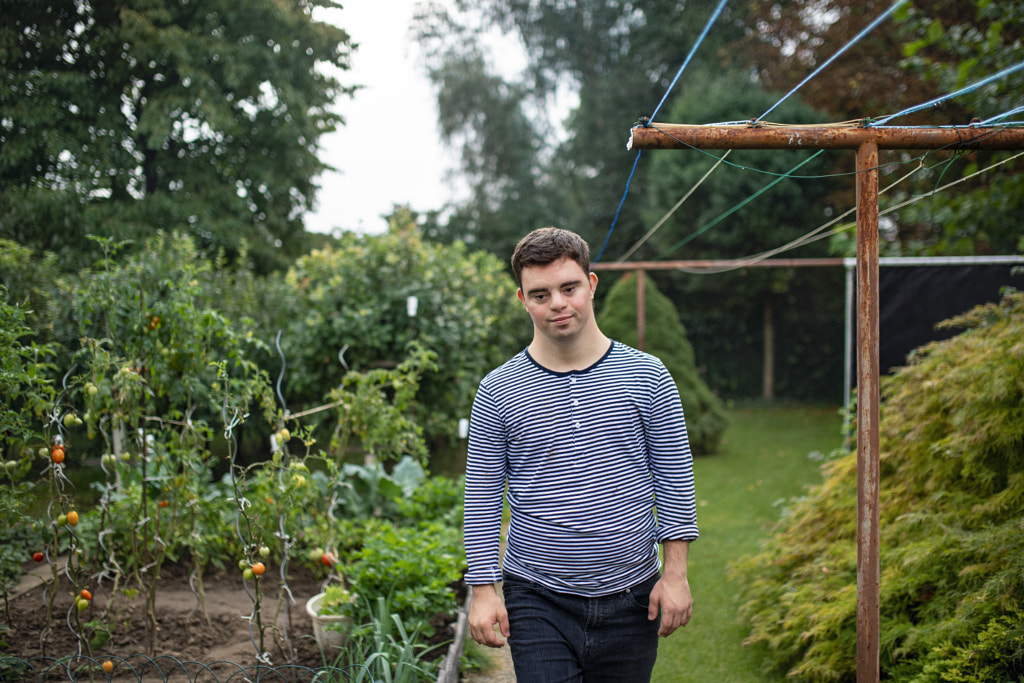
[870,264,1024,374]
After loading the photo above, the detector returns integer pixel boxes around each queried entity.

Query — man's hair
[511,227,591,288]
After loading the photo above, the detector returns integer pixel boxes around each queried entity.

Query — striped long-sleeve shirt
[463,341,699,596]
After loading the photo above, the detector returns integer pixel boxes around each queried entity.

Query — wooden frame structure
[618,122,1024,682]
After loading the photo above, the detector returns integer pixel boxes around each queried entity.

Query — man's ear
[516,288,525,305]
[589,271,598,293]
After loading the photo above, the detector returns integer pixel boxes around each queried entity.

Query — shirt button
[575,421,581,429]
[572,399,579,406]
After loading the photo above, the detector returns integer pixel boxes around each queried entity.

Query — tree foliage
[414,0,747,256]
[739,0,1024,256]
[643,68,846,400]
[277,211,528,447]
[733,290,1024,681]
[0,0,354,273]
[597,271,727,455]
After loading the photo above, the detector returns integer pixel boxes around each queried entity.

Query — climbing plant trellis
[621,121,1024,682]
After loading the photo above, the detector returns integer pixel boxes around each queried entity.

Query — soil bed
[3,560,460,680]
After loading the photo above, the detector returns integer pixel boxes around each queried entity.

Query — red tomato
[33,551,44,562]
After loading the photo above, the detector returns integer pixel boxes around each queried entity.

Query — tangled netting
[0,655,379,682]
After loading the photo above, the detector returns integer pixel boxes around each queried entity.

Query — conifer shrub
[597,272,727,454]
[732,290,1024,682]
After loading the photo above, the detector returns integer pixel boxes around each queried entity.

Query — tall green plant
[0,288,56,634]
[54,233,274,653]
[733,290,1024,682]
[598,271,727,454]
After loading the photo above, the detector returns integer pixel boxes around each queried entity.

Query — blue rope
[869,61,1024,127]
[594,0,730,263]
[979,104,1024,126]
[648,0,730,124]
[756,0,908,123]
[594,150,643,263]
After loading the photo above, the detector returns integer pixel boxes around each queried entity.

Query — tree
[597,271,728,455]
[738,0,1024,256]
[414,0,747,258]
[640,68,846,401]
[0,0,355,273]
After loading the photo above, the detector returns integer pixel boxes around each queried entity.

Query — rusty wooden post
[855,140,881,681]
[637,268,647,351]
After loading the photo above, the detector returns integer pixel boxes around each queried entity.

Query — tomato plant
[0,231,481,667]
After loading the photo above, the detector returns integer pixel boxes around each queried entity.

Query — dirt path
[462,636,516,683]
[461,529,516,683]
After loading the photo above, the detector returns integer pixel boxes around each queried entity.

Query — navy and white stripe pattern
[464,341,698,596]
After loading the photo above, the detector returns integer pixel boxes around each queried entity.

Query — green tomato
[238,558,249,571]
[243,568,254,580]
[259,545,271,558]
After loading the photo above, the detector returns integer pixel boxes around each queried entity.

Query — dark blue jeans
[502,571,661,682]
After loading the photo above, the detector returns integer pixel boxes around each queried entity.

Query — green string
[664,150,826,256]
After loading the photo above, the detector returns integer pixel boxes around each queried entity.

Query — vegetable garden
[0,220,526,681]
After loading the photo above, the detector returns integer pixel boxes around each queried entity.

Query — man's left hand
[648,573,693,637]
[648,539,693,637]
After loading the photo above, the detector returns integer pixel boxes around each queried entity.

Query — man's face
[517,257,598,343]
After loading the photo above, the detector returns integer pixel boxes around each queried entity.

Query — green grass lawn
[652,404,843,682]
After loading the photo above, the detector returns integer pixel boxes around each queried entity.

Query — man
[464,227,699,682]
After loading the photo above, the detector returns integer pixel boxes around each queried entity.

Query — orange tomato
[252,562,266,576]
[51,446,65,464]
[80,589,92,600]
[67,510,79,526]
[102,661,113,674]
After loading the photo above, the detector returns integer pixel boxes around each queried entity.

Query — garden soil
[4,558,459,679]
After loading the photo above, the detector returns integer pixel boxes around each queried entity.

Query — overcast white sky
[304,1,458,236]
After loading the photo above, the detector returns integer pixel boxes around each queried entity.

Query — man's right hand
[468,583,510,648]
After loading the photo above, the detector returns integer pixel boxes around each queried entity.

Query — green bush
[344,520,465,634]
[732,290,1024,682]
[279,214,525,448]
[597,271,728,454]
